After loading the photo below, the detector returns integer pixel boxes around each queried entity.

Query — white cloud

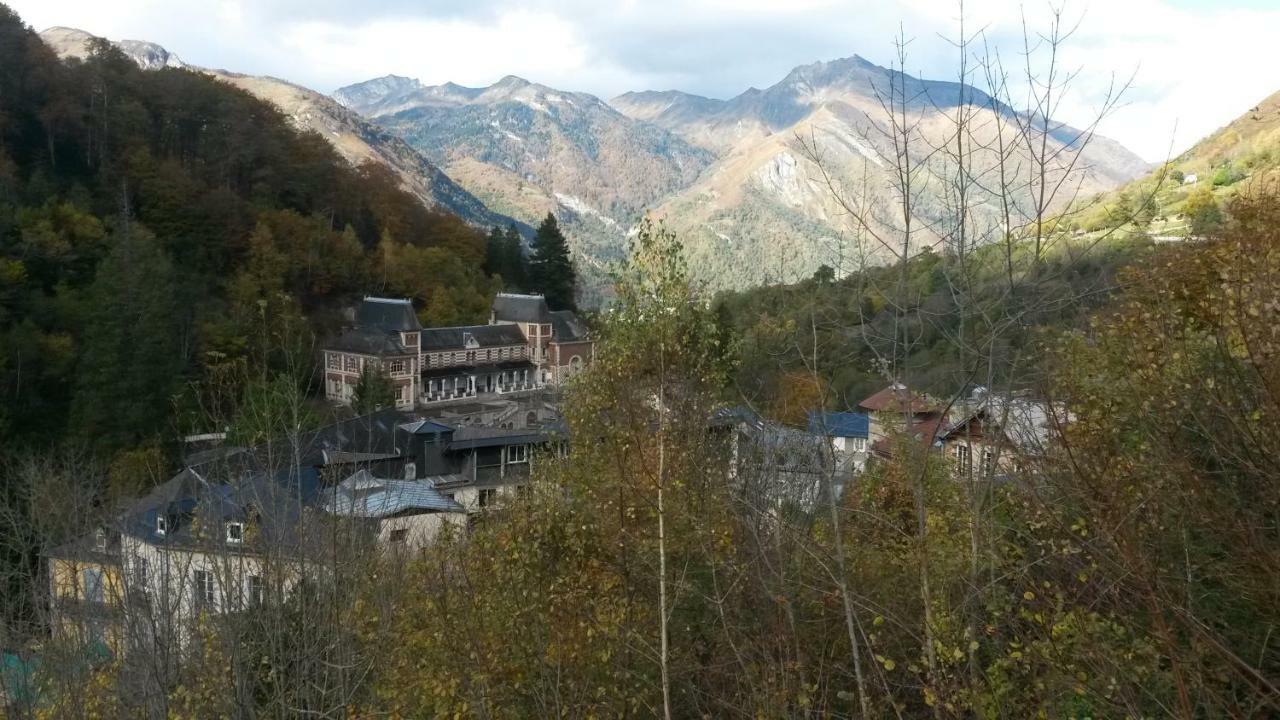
[8,0,1280,161]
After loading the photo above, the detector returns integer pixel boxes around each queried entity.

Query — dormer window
[156,515,167,536]
[226,521,244,545]
[94,529,107,552]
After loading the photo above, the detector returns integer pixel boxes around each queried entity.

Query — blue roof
[807,411,870,438]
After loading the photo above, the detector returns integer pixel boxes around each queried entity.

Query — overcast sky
[10,0,1280,162]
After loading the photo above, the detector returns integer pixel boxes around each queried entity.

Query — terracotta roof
[857,384,934,414]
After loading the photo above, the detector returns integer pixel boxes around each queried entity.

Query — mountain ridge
[38,27,527,236]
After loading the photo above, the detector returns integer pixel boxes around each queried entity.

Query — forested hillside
[0,5,497,456]
[715,235,1148,420]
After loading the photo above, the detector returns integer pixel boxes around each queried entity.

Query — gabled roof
[549,310,590,342]
[356,297,421,332]
[420,323,528,352]
[807,411,870,439]
[491,293,551,323]
[857,384,934,414]
[323,469,465,518]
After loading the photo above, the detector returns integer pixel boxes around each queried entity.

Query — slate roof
[550,310,590,342]
[356,297,421,332]
[420,323,528,352]
[491,293,551,323]
[327,327,415,356]
[447,424,557,450]
[116,465,322,552]
[323,469,466,518]
[807,411,870,439]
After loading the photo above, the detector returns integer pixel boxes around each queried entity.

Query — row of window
[156,516,244,545]
[193,569,263,609]
[426,345,524,368]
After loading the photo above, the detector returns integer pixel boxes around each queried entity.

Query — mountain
[334,74,717,295]
[38,27,524,235]
[611,56,1151,288]
[341,56,1147,292]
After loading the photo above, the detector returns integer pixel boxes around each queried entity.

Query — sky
[10,0,1280,162]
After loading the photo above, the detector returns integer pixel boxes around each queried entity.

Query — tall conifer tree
[527,213,576,310]
[72,222,180,454]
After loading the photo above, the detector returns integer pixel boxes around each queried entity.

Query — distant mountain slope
[613,56,1151,288]
[341,56,1148,292]
[335,74,714,223]
[38,27,524,235]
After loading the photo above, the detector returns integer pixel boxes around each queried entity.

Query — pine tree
[527,213,576,310]
[483,226,504,278]
[72,222,180,454]
[351,364,396,414]
[501,225,528,291]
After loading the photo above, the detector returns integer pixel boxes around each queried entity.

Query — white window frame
[194,569,216,608]
[225,521,244,545]
[507,444,528,464]
[247,574,263,606]
[156,515,167,536]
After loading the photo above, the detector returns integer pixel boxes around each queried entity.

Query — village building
[856,383,947,443]
[46,408,567,651]
[490,293,594,385]
[322,294,593,410]
[807,410,871,475]
[323,297,421,410]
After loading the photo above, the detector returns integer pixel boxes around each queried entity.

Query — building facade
[324,294,594,410]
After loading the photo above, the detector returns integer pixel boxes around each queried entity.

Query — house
[713,407,836,510]
[856,383,948,443]
[323,297,422,410]
[321,469,467,551]
[323,294,594,410]
[807,410,871,474]
[490,293,594,385]
[937,391,1061,480]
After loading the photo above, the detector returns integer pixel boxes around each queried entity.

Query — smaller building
[322,469,467,551]
[807,410,871,475]
[856,383,947,443]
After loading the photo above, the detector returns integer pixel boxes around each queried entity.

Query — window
[479,488,497,508]
[82,568,104,605]
[225,521,244,545]
[954,444,972,472]
[981,450,995,474]
[344,356,359,373]
[851,437,867,453]
[134,558,149,590]
[466,350,477,363]
[388,359,406,374]
[389,528,409,544]
[194,570,216,608]
[506,444,528,464]
[327,353,341,370]
[156,515,167,536]
[94,529,107,552]
[247,575,263,606]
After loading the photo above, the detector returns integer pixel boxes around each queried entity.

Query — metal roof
[324,469,466,517]
[807,411,870,439]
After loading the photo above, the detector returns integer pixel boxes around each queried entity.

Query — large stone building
[323,294,594,410]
